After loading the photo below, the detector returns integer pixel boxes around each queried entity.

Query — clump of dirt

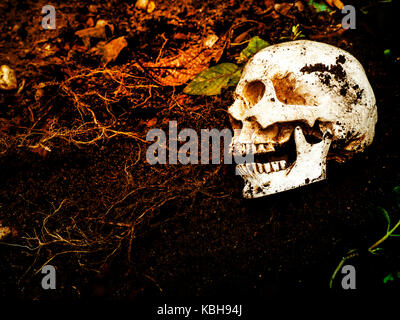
[300,61,346,83]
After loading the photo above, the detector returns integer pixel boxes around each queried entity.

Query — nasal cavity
[243,80,265,107]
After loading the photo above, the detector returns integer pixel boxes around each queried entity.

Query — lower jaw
[237,126,332,198]
[239,161,326,198]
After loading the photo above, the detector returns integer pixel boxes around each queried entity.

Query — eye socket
[243,80,265,107]
[229,115,243,130]
[271,72,314,105]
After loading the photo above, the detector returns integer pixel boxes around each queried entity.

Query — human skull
[229,40,377,198]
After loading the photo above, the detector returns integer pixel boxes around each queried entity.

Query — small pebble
[135,0,149,10]
[88,4,98,13]
[147,1,156,13]
[203,34,219,48]
[0,225,11,240]
[87,17,95,27]
[0,65,17,90]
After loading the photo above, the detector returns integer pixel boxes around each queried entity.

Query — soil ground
[0,0,399,301]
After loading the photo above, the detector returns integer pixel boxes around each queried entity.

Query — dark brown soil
[0,0,399,301]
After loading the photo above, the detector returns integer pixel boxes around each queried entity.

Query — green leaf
[377,206,391,230]
[183,63,242,96]
[369,247,383,255]
[383,273,394,284]
[308,0,332,13]
[393,185,400,194]
[227,68,242,86]
[236,36,270,64]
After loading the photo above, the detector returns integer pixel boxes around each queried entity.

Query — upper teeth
[257,144,268,153]
[232,143,275,155]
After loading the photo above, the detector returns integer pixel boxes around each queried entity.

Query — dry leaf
[75,20,114,48]
[173,33,189,40]
[140,30,232,86]
[264,0,275,10]
[274,1,304,18]
[98,36,128,66]
[325,0,344,10]
[145,117,157,127]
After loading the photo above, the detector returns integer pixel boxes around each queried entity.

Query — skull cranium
[229,40,377,198]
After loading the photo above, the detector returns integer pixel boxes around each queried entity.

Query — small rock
[88,4,98,13]
[203,34,219,48]
[135,0,149,10]
[12,24,20,32]
[96,19,108,28]
[87,17,95,27]
[35,84,45,101]
[0,65,17,90]
[147,1,156,13]
[98,36,128,66]
[0,225,11,240]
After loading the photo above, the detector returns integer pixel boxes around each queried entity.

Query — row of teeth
[237,160,287,175]
[231,143,274,154]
